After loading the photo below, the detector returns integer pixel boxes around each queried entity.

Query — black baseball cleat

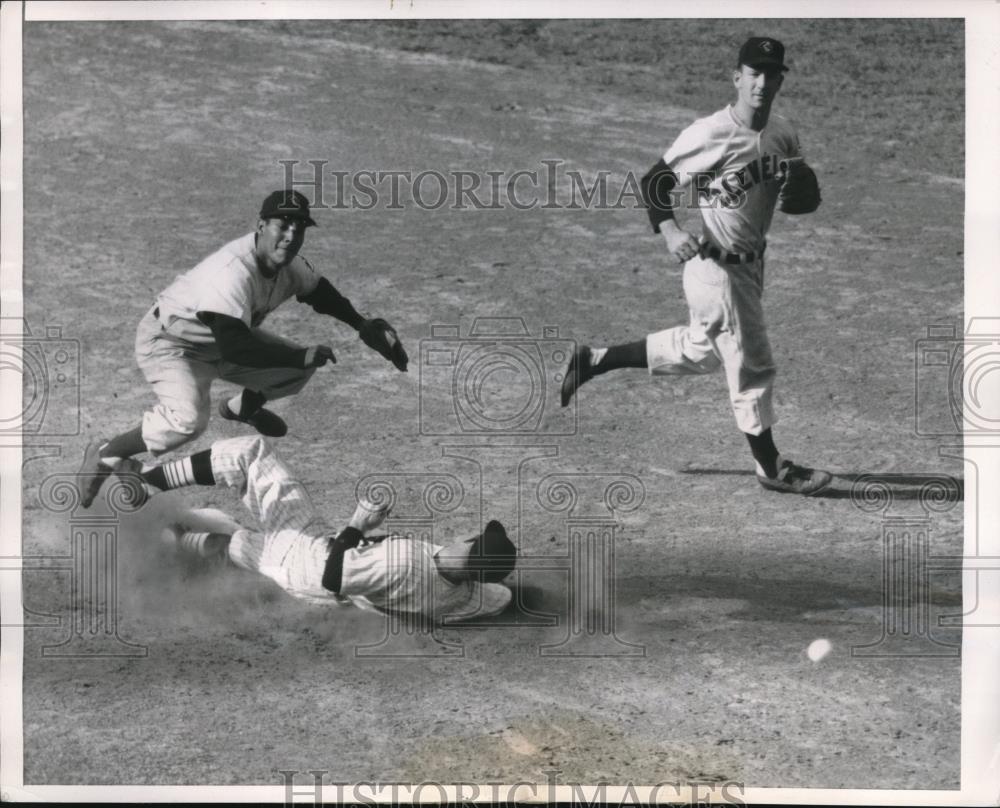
[560,345,594,408]
[77,439,114,508]
[757,460,832,496]
[218,400,288,437]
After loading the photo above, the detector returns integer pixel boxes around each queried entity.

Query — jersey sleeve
[289,255,321,297]
[771,115,804,159]
[194,262,255,327]
[663,119,727,190]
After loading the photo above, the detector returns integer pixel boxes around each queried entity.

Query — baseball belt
[700,242,766,265]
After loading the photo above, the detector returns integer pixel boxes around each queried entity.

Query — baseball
[807,638,832,662]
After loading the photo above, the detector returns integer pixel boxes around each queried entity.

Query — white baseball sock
[226,393,244,416]
[162,529,226,559]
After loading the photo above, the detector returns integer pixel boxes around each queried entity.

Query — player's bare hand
[662,228,701,264]
[304,345,336,368]
[348,498,391,533]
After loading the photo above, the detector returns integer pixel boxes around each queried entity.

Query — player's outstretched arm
[348,498,391,534]
[297,276,367,329]
[201,312,334,369]
[298,277,409,372]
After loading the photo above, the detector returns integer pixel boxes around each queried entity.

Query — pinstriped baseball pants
[209,435,342,606]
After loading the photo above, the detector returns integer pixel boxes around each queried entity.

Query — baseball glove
[359,318,409,372]
[777,157,822,215]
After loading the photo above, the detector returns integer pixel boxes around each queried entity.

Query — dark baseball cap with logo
[259,189,317,227]
[737,37,789,72]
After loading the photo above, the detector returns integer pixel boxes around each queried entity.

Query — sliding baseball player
[116,435,516,621]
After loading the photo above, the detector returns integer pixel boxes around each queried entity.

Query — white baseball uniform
[209,435,512,621]
[646,106,802,435]
[135,233,321,454]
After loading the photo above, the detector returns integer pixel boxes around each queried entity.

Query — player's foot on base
[757,460,832,496]
[77,439,114,508]
[560,345,594,408]
[218,400,288,437]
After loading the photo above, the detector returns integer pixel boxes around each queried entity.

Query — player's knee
[170,407,210,439]
[258,366,315,400]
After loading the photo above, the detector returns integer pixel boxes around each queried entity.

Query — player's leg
[109,445,219,506]
[159,505,245,562]
[559,341,646,407]
[134,309,217,453]
[160,524,231,560]
[77,315,215,508]
[206,435,328,536]
[119,434,338,596]
[716,261,830,495]
[560,257,725,407]
[216,329,317,438]
[114,435,319,530]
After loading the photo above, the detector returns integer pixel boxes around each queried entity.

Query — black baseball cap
[259,189,317,227]
[738,37,789,72]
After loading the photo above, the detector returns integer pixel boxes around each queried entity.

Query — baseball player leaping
[561,37,831,496]
[77,189,408,508]
[114,436,515,621]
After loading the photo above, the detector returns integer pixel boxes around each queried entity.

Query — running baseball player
[77,189,408,508]
[561,37,831,495]
[114,435,516,621]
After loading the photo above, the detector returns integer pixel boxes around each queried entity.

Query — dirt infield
[18,18,963,789]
